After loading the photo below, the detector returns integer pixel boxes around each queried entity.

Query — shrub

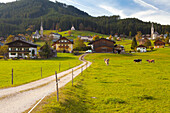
[104,98,126,104]
[150,46,154,51]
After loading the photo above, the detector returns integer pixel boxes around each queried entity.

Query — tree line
[0,0,170,37]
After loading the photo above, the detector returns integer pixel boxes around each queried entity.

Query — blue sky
[1,0,170,25]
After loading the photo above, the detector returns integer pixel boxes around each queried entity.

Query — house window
[11,53,16,55]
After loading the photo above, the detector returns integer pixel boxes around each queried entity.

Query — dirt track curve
[0,54,91,113]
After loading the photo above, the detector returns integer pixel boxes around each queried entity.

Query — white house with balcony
[137,45,147,53]
[6,40,38,58]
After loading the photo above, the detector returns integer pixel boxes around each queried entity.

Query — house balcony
[58,46,69,49]
[9,50,31,52]
[94,45,114,48]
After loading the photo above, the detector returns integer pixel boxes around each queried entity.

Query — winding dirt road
[0,54,91,113]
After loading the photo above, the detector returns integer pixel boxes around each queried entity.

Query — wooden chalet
[52,37,74,53]
[88,38,116,53]
[6,40,38,58]
[154,39,165,48]
[137,45,147,52]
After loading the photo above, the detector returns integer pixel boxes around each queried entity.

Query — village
[0,0,170,113]
[0,22,169,60]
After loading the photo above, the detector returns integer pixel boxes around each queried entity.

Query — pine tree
[131,37,137,49]
[39,42,52,59]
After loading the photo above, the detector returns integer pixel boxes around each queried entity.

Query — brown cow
[104,58,110,66]
[146,59,155,63]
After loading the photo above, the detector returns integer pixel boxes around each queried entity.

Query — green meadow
[43,30,109,39]
[33,48,170,113]
[0,53,81,88]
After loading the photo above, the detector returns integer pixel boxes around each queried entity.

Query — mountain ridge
[0,0,170,37]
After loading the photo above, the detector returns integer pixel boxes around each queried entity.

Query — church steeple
[151,23,154,39]
[40,18,43,37]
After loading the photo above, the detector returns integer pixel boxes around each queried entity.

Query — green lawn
[33,48,170,113]
[43,30,109,39]
[0,53,81,88]
[116,39,132,52]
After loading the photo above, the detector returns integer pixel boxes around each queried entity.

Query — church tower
[151,23,154,39]
[40,18,43,37]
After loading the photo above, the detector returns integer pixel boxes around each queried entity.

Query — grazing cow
[104,58,110,66]
[146,59,155,63]
[134,59,142,63]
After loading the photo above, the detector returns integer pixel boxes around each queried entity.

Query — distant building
[154,39,165,48]
[81,36,93,42]
[49,33,61,41]
[151,23,154,39]
[114,44,125,54]
[88,38,116,53]
[137,45,147,52]
[71,25,75,31]
[14,36,26,41]
[0,42,4,47]
[0,37,5,42]
[151,23,159,40]
[52,37,74,53]
[32,30,41,39]
[40,19,43,37]
[6,40,38,58]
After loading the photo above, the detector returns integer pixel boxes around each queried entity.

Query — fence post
[41,67,42,78]
[55,71,59,102]
[72,69,73,86]
[12,68,13,85]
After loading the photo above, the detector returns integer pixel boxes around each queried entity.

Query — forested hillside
[0,0,170,37]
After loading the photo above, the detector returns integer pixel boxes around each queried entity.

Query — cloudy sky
[1,0,170,25]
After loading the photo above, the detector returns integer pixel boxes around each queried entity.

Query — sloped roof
[88,38,116,45]
[5,40,38,47]
[137,45,146,48]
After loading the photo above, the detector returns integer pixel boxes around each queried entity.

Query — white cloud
[99,5,127,18]
[133,0,158,10]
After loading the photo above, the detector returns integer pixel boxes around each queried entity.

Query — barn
[88,38,116,53]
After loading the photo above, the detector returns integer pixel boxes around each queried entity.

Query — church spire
[151,23,154,39]
[40,17,43,37]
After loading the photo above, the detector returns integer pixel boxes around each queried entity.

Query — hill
[43,30,109,39]
[0,0,170,37]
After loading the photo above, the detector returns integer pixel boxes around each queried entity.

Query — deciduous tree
[73,37,85,50]
[93,35,100,41]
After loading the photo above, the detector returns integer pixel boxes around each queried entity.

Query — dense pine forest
[0,0,170,37]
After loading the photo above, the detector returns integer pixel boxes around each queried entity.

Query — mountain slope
[0,0,170,37]
[0,0,89,18]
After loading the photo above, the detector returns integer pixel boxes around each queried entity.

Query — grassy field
[0,53,81,88]
[33,47,170,113]
[116,39,132,52]
[43,30,109,39]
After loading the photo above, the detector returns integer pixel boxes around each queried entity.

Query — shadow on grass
[137,95,156,101]
[104,98,126,104]
[33,56,76,61]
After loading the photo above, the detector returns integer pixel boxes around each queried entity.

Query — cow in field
[146,59,155,63]
[104,58,110,66]
[134,59,142,63]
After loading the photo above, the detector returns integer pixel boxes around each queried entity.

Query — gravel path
[0,54,91,113]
